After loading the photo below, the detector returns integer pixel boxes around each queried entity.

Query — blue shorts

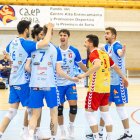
[9,83,30,107]
[28,87,59,108]
[58,84,77,104]
[109,85,128,105]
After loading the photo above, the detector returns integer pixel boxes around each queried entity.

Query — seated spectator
[0,51,11,88]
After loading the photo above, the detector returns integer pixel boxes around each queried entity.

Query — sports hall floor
[0,78,140,140]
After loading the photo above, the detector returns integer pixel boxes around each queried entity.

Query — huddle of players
[0,20,132,140]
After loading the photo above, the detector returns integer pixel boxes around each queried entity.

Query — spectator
[0,51,11,88]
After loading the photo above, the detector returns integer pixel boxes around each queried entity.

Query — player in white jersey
[103,27,132,140]
[25,26,79,140]
[0,20,54,139]
[20,24,45,140]
[57,29,87,139]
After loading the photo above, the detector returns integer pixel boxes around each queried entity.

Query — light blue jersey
[104,41,126,85]
[29,43,62,88]
[104,41,127,104]
[57,46,82,86]
[6,38,37,86]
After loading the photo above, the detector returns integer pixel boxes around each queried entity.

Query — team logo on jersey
[0,5,16,25]
[113,89,118,95]
[69,53,72,58]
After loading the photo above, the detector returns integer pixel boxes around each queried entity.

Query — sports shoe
[117,133,133,140]
[99,133,103,140]
[60,129,66,139]
[86,133,103,139]
[0,135,2,140]
[20,128,29,140]
[21,133,29,140]
[68,125,74,138]
[27,136,35,140]
[35,129,44,140]
[86,133,93,139]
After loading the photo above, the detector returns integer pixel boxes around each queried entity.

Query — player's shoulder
[113,41,122,48]
[69,45,79,53]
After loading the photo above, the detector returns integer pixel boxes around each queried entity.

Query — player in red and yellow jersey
[78,34,128,140]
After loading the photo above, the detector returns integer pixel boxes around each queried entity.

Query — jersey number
[40,51,45,62]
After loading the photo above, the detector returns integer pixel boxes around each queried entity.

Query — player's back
[104,42,126,85]
[29,43,60,88]
[7,38,29,85]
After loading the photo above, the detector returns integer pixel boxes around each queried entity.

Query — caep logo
[0,5,16,25]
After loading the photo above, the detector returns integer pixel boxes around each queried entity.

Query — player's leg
[19,83,31,139]
[45,87,59,139]
[66,84,78,138]
[0,102,19,139]
[100,93,113,140]
[0,84,29,139]
[35,109,44,139]
[27,88,44,140]
[50,107,58,138]
[116,104,132,140]
[85,92,102,140]
[112,85,132,140]
[57,86,66,138]
[20,109,29,140]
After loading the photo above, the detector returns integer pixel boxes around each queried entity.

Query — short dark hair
[86,34,99,47]
[17,20,31,34]
[59,29,70,37]
[31,24,43,39]
[105,27,117,36]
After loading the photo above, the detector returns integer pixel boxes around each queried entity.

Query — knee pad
[116,106,128,120]
[70,105,77,115]
[100,111,113,126]
[58,106,63,116]
[27,108,32,120]
[85,111,98,126]
[5,108,17,120]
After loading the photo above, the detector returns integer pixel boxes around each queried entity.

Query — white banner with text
[0,5,104,30]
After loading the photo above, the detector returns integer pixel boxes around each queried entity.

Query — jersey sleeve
[27,52,31,59]
[104,44,108,52]
[21,39,37,55]
[109,57,115,67]
[74,49,82,63]
[113,43,122,56]
[6,42,11,53]
[89,50,100,64]
[56,47,62,62]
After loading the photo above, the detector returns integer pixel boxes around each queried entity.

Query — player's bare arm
[37,23,54,48]
[56,63,79,82]
[77,59,101,79]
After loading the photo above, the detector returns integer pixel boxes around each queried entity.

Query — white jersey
[56,46,82,86]
[6,37,37,85]
[29,43,62,88]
